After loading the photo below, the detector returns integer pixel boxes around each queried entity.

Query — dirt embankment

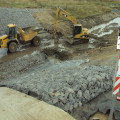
[79,9,120,29]
[33,9,120,38]
[33,9,72,37]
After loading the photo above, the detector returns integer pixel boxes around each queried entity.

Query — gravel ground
[0,51,47,81]
[0,7,41,35]
[0,57,114,113]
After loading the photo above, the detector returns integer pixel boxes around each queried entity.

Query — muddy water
[90,17,120,37]
[63,17,120,51]
[0,48,7,58]
[0,45,41,63]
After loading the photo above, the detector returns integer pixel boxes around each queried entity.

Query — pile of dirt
[79,9,120,29]
[33,9,73,37]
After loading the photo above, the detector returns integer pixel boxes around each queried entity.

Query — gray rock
[88,82,94,88]
[52,98,58,104]
[64,103,70,111]
[82,117,87,120]
[0,55,114,113]
[83,90,90,100]
[77,90,83,99]
[114,110,120,120]
[94,75,103,82]
[87,76,92,81]
[100,82,104,88]
[74,102,79,109]
[69,94,74,102]
[66,88,75,94]
[68,78,74,85]
[92,78,97,84]
[79,101,82,107]
[58,96,66,104]
[59,102,64,109]
[69,104,74,112]
[73,85,80,92]
[81,83,87,91]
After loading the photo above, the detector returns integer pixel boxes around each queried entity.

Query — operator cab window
[8,27,16,39]
[73,26,82,36]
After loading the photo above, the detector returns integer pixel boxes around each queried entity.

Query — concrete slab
[0,87,75,120]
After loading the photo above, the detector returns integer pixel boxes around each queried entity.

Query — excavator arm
[57,8,77,24]
[54,7,77,38]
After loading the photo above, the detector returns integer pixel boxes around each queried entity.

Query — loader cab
[7,24,17,39]
[73,24,82,36]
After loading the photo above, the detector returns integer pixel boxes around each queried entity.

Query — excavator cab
[7,24,17,39]
[73,24,82,36]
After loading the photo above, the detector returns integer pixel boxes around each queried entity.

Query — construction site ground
[0,7,120,120]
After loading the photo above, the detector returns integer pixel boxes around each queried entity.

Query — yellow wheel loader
[0,24,41,53]
[55,8,89,44]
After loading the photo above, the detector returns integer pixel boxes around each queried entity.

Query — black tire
[8,42,17,53]
[32,36,40,47]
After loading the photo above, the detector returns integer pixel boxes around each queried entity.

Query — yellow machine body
[19,27,41,42]
[73,24,89,39]
[0,24,17,48]
[0,35,8,48]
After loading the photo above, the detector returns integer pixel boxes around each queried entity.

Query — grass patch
[0,2,28,8]
[0,0,120,18]
[0,0,37,8]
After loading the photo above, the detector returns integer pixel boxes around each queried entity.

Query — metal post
[108,55,119,120]
[108,95,116,120]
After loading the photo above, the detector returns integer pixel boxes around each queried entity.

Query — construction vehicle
[0,24,41,53]
[55,8,89,44]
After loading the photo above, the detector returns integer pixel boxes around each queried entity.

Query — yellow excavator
[0,24,41,53]
[55,8,89,44]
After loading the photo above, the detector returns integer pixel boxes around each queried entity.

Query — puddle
[88,44,96,49]
[48,56,61,64]
[89,38,96,44]
[90,17,120,37]
[41,39,54,49]
[0,48,7,58]
[17,47,26,52]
